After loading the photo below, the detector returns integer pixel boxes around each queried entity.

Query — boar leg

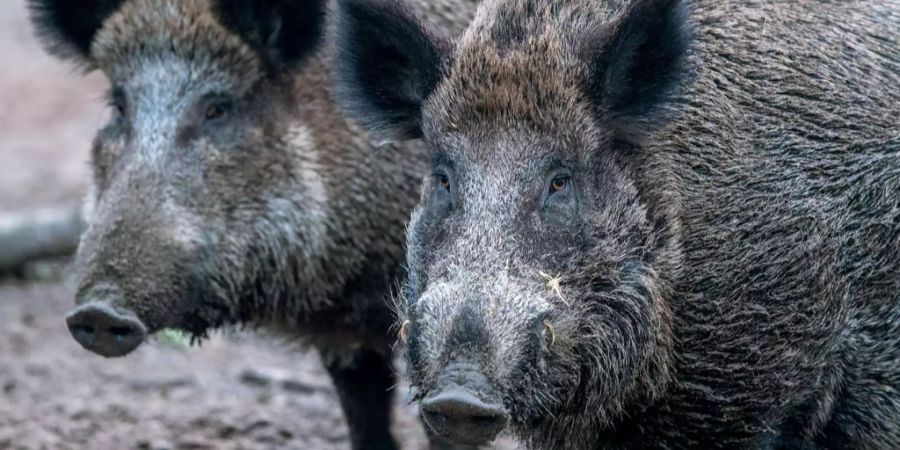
[322,347,399,450]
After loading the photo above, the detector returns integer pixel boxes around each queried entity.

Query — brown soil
[0,1,517,449]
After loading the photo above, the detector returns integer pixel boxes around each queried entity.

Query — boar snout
[421,361,507,446]
[66,302,147,358]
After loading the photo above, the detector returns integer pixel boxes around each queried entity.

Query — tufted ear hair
[28,0,127,64]
[214,0,327,72]
[332,0,449,145]
[586,0,693,145]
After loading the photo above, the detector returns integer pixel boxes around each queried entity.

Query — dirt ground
[0,1,516,449]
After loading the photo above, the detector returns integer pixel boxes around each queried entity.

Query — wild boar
[333,0,900,447]
[29,0,475,448]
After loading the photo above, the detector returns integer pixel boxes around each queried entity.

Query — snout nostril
[108,326,135,337]
[471,415,500,425]
[71,324,95,335]
[69,324,95,345]
[423,410,448,425]
[422,388,507,446]
[65,303,147,358]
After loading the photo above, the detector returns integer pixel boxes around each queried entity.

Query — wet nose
[66,303,147,357]
[422,388,507,446]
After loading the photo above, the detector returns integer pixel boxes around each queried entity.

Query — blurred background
[0,1,512,449]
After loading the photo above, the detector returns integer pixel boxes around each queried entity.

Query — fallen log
[0,207,84,274]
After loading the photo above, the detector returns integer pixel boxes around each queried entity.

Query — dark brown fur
[30,0,477,448]
[333,0,900,448]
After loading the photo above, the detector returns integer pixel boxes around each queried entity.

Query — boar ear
[586,0,693,144]
[28,0,126,64]
[214,0,327,71]
[333,0,448,144]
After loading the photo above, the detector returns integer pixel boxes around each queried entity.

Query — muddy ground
[0,1,517,449]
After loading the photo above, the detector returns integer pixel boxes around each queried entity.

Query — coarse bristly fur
[27,0,478,449]
[333,0,900,448]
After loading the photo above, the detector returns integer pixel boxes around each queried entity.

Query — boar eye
[435,173,450,191]
[205,101,231,122]
[430,169,453,209]
[549,175,570,195]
